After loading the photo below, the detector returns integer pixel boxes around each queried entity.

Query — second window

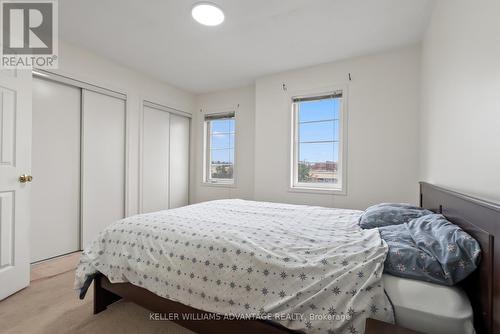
[204,112,235,184]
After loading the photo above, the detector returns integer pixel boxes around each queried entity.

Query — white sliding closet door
[31,78,81,263]
[82,90,126,247]
[169,114,190,208]
[142,105,170,213]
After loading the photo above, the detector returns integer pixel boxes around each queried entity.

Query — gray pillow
[359,203,433,229]
[379,214,481,285]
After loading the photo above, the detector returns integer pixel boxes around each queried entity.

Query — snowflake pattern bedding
[75,199,394,334]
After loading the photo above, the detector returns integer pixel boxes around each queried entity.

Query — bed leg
[93,274,122,314]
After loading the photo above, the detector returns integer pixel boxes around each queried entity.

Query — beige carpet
[0,269,194,334]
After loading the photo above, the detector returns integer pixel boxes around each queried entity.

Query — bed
[75,183,496,334]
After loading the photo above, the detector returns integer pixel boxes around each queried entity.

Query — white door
[81,89,126,247]
[141,105,170,213]
[0,69,32,300]
[169,114,190,208]
[31,78,81,262]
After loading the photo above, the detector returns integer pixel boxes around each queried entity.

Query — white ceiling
[59,0,434,94]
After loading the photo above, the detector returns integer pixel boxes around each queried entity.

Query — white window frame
[289,88,347,195]
[203,112,236,187]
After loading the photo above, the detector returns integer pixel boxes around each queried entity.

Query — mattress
[383,274,475,334]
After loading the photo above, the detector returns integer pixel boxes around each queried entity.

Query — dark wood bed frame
[93,182,498,334]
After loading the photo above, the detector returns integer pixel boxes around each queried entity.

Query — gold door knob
[19,174,33,183]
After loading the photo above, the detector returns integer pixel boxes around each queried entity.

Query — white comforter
[75,199,393,333]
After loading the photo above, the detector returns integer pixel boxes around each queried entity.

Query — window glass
[205,117,235,183]
[293,94,343,190]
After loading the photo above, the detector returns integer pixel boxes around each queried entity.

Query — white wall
[420,0,500,202]
[47,1,500,213]
[52,41,195,215]
[254,45,421,209]
[191,85,255,202]
[190,46,421,209]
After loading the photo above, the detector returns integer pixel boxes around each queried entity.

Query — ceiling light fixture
[192,2,225,26]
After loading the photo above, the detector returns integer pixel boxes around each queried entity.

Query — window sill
[288,186,346,195]
[201,181,236,188]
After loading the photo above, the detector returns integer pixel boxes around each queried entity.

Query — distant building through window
[291,91,344,192]
[204,112,235,185]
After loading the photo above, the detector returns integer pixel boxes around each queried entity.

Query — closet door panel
[31,78,81,262]
[82,90,125,247]
[169,114,189,208]
[142,106,170,213]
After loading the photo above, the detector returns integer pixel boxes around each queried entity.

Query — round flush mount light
[192,2,225,26]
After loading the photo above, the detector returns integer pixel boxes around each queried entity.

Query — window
[204,112,235,185]
[291,91,344,192]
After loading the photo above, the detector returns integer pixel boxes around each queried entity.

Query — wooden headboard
[420,182,497,334]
